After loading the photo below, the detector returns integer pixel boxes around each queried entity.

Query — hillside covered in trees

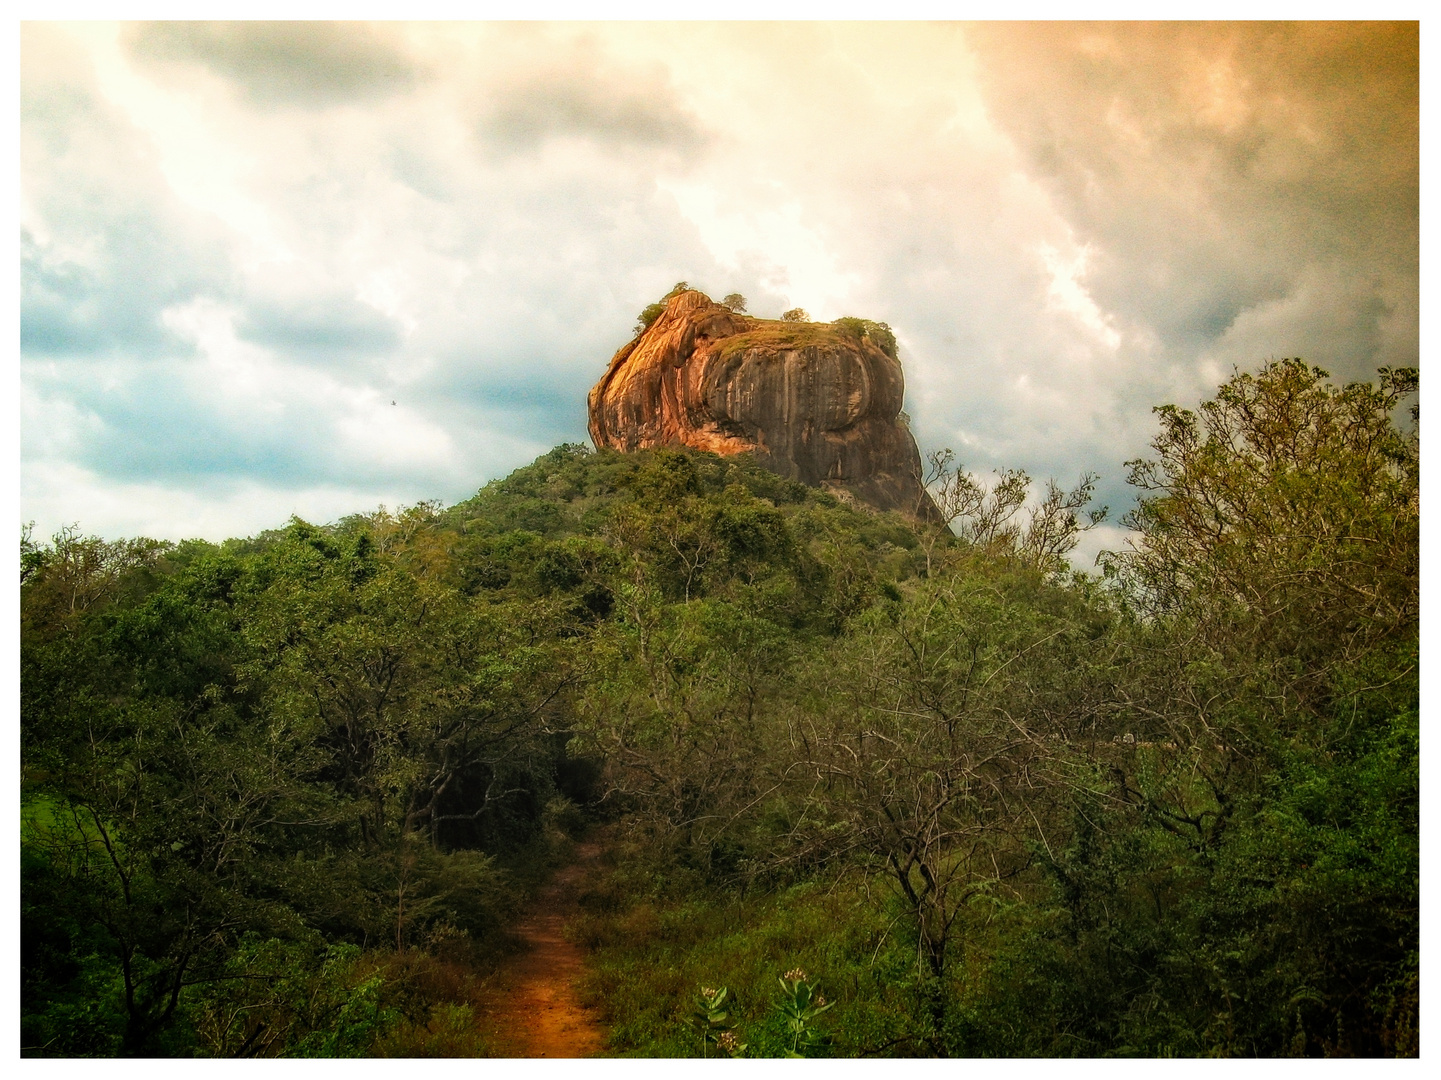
[20,360,1418,1057]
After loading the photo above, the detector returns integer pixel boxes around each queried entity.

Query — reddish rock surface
[588,290,939,519]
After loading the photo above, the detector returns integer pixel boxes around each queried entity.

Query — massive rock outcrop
[588,290,939,519]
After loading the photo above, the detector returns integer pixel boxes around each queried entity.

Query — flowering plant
[775,969,834,1057]
[685,985,747,1058]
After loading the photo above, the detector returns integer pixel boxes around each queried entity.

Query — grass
[367,952,510,1057]
[567,859,934,1057]
[713,321,857,363]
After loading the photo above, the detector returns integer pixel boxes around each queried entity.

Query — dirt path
[481,839,608,1057]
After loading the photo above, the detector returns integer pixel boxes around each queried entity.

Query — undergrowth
[568,856,937,1057]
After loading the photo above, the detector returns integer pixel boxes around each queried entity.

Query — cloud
[20,22,1417,550]
[235,291,403,363]
[20,215,226,361]
[967,21,1418,379]
[124,21,417,107]
[25,299,457,492]
[21,26,232,359]
[479,70,705,155]
[470,28,706,156]
[21,460,428,545]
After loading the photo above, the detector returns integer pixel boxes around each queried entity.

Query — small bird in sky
[391,400,396,406]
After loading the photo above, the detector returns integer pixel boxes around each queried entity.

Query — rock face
[588,290,939,519]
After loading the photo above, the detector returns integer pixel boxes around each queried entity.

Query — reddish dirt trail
[481,839,608,1058]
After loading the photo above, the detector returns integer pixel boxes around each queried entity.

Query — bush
[635,282,694,334]
[831,317,897,359]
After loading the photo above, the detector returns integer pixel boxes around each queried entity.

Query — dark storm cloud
[481,77,704,153]
[125,22,417,107]
[967,21,1418,377]
[474,35,705,155]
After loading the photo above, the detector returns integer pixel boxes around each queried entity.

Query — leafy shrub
[831,316,897,359]
[187,938,399,1058]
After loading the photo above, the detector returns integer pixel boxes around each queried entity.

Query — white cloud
[1040,242,1122,353]
[22,460,420,544]
[656,179,861,317]
[78,23,293,267]
[160,297,458,474]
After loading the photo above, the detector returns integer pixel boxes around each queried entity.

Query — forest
[20,359,1419,1057]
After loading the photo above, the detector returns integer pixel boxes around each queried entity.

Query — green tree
[778,560,1107,1050]
[635,281,693,333]
[918,449,1106,575]
[831,316,897,359]
[1108,358,1417,663]
[1040,360,1424,1056]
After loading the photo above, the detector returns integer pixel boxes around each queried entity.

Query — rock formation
[588,290,939,519]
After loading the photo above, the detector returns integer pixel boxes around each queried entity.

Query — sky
[19,20,1419,565]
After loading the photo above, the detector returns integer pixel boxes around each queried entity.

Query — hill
[20,361,1418,1057]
